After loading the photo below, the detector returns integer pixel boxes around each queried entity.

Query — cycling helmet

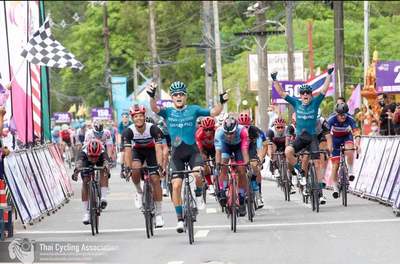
[87,139,103,157]
[217,112,228,126]
[223,116,238,133]
[61,124,69,130]
[273,117,286,127]
[237,112,251,126]
[335,102,349,114]
[299,84,312,94]
[169,81,187,95]
[121,111,129,117]
[129,104,146,117]
[201,116,215,129]
[93,121,104,138]
[145,116,155,124]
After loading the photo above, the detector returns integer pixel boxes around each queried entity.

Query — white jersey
[84,128,113,146]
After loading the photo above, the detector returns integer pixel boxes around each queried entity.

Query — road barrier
[2,144,73,229]
[350,136,400,216]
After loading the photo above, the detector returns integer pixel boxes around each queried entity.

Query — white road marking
[206,208,217,214]
[194,229,209,238]
[16,218,400,235]
[167,261,184,264]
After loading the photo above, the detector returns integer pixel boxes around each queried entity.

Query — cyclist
[315,109,331,189]
[72,139,110,224]
[327,102,360,199]
[60,124,73,158]
[75,122,87,153]
[122,104,165,227]
[267,117,296,194]
[271,66,334,205]
[147,80,227,233]
[215,116,250,217]
[195,116,217,195]
[237,112,266,208]
[51,125,61,145]
[84,120,114,207]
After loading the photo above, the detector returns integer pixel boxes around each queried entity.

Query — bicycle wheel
[339,168,348,207]
[89,183,97,236]
[231,182,238,233]
[184,184,194,244]
[309,164,320,213]
[202,181,207,205]
[247,186,254,222]
[143,182,154,238]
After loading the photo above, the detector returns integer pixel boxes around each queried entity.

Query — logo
[8,238,34,264]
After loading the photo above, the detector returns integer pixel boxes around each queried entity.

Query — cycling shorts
[290,131,320,160]
[332,134,354,158]
[170,142,203,179]
[132,147,159,174]
[221,143,245,164]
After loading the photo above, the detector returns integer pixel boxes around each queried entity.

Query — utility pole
[103,2,112,109]
[255,1,269,132]
[203,1,214,108]
[286,1,295,118]
[364,1,369,87]
[133,60,138,99]
[213,1,226,112]
[334,1,344,99]
[307,21,315,79]
[149,1,161,99]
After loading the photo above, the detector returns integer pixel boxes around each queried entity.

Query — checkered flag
[20,18,84,70]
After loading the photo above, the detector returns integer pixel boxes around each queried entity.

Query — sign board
[52,112,71,124]
[157,99,173,108]
[91,107,112,120]
[248,51,304,91]
[376,61,400,93]
[271,81,305,104]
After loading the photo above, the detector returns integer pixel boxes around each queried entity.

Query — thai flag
[307,71,335,97]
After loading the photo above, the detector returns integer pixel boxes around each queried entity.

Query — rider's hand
[72,169,78,182]
[146,82,157,98]
[219,91,229,104]
[271,71,278,81]
[327,65,335,75]
[123,167,132,179]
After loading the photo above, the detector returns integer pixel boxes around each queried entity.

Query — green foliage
[46,1,400,117]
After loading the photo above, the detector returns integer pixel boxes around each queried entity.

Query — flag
[347,84,361,115]
[68,104,76,113]
[307,70,335,97]
[20,18,84,70]
[76,105,85,117]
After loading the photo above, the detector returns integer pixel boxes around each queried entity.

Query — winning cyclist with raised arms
[147,81,228,233]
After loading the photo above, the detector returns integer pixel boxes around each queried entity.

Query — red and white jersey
[122,122,163,149]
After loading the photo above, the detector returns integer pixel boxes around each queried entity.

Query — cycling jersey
[316,117,330,142]
[195,126,215,152]
[327,114,357,138]
[121,122,163,149]
[284,93,325,135]
[60,130,71,142]
[75,128,86,144]
[158,105,210,147]
[247,125,265,159]
[84,129,113,146]
[214,125,249,162]
[267,126,287,151]
[118,121,132,135]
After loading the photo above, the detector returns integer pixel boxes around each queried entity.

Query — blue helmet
[169,81,187,95]
[299,84,312,93]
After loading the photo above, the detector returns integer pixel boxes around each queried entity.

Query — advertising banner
[53,112,71,124]
[271,81,305,103]
[376,61,400,93]
[91,107,112,121]
[350,137,370,191]
[383,147,400,202]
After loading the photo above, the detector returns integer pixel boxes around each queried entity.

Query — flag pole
[9,59,26,84]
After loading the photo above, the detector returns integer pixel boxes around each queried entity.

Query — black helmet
[145,116,155,124]
[223,116,238,133]
[335,102,349,114]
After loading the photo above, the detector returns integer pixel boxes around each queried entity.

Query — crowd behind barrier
[2,144,73,229]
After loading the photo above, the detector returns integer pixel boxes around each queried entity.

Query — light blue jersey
[158,105,210,146]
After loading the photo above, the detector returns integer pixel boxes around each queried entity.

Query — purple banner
[91,107,112,120]
[376,61,400,93]
[272,81,305,103]
[157,99,173,108]
[52,112,71,124]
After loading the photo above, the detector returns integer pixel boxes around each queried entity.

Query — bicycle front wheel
[309,164,320,213]
[89,183,98,236]
[184,184,195,245]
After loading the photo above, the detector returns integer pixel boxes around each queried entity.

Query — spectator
[368,119,380,136]
[377,93,396,135]
[267,104,279,128]
[394,103,400,135]
[336,96,346,104]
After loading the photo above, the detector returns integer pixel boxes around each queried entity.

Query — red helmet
[201,116,215,129]
[274,117,286,127]
[129,104,146,117]
[237,112,251,126]
[87,139,103,157]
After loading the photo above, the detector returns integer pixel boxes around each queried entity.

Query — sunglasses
[300,90,312,95]
[172,92,186,97]
[204,128,213,132]
[276,126,284,129]
[224,131,235,135]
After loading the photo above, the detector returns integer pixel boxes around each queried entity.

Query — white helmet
[61,124,69,130]
[217,112,229,126]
